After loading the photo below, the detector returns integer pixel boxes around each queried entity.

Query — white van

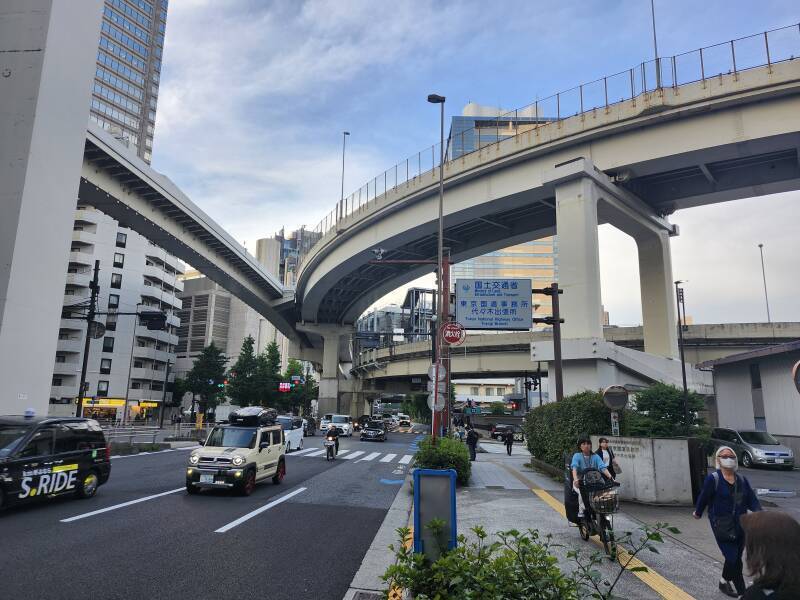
[276,416,304,452]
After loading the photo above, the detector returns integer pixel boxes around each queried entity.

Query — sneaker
[718,581,737,598]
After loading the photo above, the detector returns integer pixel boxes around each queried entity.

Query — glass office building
[90,0,169,163]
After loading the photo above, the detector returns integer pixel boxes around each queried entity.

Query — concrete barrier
[591,436,694,505]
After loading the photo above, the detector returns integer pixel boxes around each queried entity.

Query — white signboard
[455,279,532,330]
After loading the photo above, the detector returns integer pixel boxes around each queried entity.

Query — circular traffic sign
[602,385,629,410]
[440,322,466,346]
[427,392,446,411]
[428,362,447,381]
[793,360,800,395]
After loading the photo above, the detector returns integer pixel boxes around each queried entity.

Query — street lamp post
[428,93,446,440]
[674,281,690,434]
[650,0,661,89]
[758,243,772,323]
[339,131,350,223]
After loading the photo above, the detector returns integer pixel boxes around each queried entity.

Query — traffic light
[139,311,167,330]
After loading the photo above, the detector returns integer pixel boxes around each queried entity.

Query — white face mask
[719,457,737,469]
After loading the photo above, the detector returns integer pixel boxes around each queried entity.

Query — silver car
[710,427,794,470]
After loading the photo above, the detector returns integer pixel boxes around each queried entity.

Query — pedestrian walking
[596,437,618,479]
[503,428,514,456]
[466,427,479,461]
[693,445,762,597]
[740,511,800,599]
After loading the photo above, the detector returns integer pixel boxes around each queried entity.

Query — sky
[151,0,800,326]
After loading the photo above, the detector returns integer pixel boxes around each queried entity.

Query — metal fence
[299,23,800,267]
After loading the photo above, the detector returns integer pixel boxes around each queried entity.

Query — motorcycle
[578,475,620,560]
[324,436,337,461]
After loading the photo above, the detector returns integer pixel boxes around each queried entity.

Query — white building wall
[714,364,756,430]
[760,353,800,437]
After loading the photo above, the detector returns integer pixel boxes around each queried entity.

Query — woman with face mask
[693,446,762,597]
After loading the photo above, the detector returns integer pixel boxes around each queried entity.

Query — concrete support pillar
[636,231,679,358]
[555,178,603,340]
[0,1,103,415]
[318,331,342,416]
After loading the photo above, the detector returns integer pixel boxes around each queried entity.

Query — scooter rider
[326,423,340,456]
[571,436,614,521]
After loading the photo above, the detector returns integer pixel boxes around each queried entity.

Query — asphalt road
[739,464,800,519]
[0,429,425,600]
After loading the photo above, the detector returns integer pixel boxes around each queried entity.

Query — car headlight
[189,453,199,465]
[232,455,245,466]
[753,449,765,457]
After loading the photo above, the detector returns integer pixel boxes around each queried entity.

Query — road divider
[214,487,307,533]
[61,487,184,523]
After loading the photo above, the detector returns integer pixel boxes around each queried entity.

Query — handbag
[612,458,622,474]
[711,473,741,543]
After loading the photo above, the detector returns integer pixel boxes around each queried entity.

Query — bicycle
[578,481,620,560]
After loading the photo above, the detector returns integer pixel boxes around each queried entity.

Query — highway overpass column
[0,1,104,415]
[637,230,679,358]
[319,329,345,416]
[554,177,604,339]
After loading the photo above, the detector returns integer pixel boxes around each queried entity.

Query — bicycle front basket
[589,488,619,514]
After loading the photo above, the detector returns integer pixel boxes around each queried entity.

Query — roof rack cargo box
[229,406,277,426]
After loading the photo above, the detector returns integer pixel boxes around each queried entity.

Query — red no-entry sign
[440,322,466,346]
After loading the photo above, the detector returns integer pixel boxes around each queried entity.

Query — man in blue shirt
[571,436,613,518]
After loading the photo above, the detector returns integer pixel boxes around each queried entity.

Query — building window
[485,388,494,396]
[52,376,63,386]
[102,337,115,353]
[113,253,125,268]
[100,358,112,374]
[116,232,127,248]
[111,273,122,289]
[108,294,120,308]
[55,354,66,364]
[97,380,109,395]
[749,364,762,389]
[105,315,117,331]
[470,387,479,396]
[133,360,144,368]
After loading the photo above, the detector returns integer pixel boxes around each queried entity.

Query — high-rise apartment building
[90,0,169,164]
[51,207,183,420]
[450,104,558,323]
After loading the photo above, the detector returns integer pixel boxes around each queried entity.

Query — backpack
[582,468,606,490]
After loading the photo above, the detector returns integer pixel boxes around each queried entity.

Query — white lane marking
[357,452,381,462]
[399,454,413,464]
[214,487,307,533]
[337,449,350,456]
[61,488,184,523]
[380,453,397,463]
[305,449,326,457]
[291,448,318,456]
[341,451,364,460]
[110,446,199,459]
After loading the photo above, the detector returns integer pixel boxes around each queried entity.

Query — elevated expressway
[295,59,800,409]
[352,323,800,395]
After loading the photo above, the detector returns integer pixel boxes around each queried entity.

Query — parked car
[491,424,524,442]
[276,416,304,452]
[710,427,794,469]
[360,420,387,442]
[0,414,111,509]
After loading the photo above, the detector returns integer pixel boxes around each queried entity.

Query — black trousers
[468,444,477,461]
[721,544,746,594]
[506,443,513,455]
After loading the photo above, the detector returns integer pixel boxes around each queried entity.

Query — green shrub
[383,525,578,600]
[414,435,471,485]
[626,382,710,437]
[523,391,615,469]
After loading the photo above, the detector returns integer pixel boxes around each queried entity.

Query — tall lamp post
[674,281,690,434]
[757,243,772,323]
[339,131,350,223]
[427,93,446,440]
[650,0,661,88]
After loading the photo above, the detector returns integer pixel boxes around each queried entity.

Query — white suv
[328,414,353,436]
[186,407,286,496]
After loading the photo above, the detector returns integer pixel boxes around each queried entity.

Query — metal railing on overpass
[301,22,800,264]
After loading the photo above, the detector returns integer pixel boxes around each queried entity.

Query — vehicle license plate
[776,458,784,464]
[200,473,214,483]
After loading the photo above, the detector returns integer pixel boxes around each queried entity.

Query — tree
[282,358,306,414]
[626,382,709,437]
[170,377,190,408]
[255,341,282,408]
[490,401,505,415]
[185,342,228,415]
[226,335,259,406]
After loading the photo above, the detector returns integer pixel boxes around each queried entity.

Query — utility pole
[339,131,350,224]
[758,243,772,323]
[76,260,100,417]
[675,281,691,434]
[548,283,564,402]
[158,359,172,428]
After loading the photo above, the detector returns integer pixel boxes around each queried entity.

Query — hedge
[414,435,471,485]
[523,391,618,469]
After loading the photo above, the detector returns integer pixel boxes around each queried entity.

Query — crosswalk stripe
[292,448,318,456]
[341,450,364,460]
[305,449,326,457]
[358,452,381,462]
[380,453,397,462]
[337,449,350,456]
[399,454,413,464]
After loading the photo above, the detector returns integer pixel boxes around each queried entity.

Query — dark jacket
[466,430,479,447]
[595,447,616,478]
[742,583,798,600]
[694,470,761,561]
[503,430,514,445]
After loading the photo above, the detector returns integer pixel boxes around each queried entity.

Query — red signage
[440,322,466,346]
[278,382,291,392]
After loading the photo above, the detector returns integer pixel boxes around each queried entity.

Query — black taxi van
[0,414,111,509]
